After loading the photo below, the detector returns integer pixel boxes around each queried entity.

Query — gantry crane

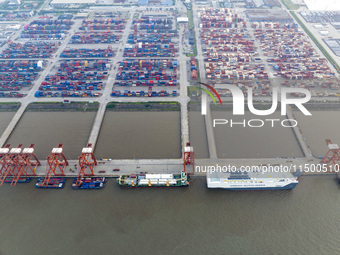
[183,143,195,175]
[10,144,40,186]
[0,144,10,175]
[41,144,68,187]
[0,144,23,186]
[74,143,97,187]
[320,139,340,172]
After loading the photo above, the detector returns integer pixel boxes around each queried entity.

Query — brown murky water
[188,111,209,159]
[95,111,181,159]
[0,112,15,137]
[211,110,304,158]
[0,176,340,255]
[6,112,96,160]
[1,109,340,255]
[294,110,340,157]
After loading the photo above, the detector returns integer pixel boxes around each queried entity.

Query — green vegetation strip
[106,102,180,111]
[290,11,340,73]
[26,102,99,112]
[186,8,197,57]
[0,103,21,112]
[280,0,299,10]
[187,9,194,30]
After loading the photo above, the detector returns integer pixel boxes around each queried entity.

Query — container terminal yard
[1,0,340,188]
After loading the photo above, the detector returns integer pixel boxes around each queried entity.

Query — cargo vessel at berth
[72,177,106,189]
[207,171,299,190]
[118,171,189,188]
[4,177,31,183]
[36,177,66,189]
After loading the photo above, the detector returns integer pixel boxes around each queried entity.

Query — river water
[0,112,15,136]
[211,110,304,158]
[0,175,339,255]
[6,112,96,160]
[294,110,340,157]
[189,111,209,159]
[95,111,181,159]
[1,109,340,254]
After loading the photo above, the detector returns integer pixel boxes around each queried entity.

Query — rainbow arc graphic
[197,82,222,115]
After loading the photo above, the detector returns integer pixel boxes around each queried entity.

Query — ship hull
[215,182,298,191]
[4,177,32,183]
[118,172,189,188]
[207,182,298,190]
[35,177,66,189]
[72,177,106,190]
[119,184,189,188]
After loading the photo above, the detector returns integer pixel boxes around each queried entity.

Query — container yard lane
[88,11,136,148]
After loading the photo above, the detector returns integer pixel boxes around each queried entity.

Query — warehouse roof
[246,9,293,22]
[138,0,148,5]
[177,17,189,22]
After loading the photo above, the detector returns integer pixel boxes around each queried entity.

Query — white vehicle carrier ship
[207,170,300,190]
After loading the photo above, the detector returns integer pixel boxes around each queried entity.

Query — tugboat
[118,171,189,188]
[72,177,106,190]
[36,177,66,189]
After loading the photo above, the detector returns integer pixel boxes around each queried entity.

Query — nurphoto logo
[198,82,312,128]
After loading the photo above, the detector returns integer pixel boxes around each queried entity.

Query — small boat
[4,177,32,183]
[36,177,66,189]
[72,177,106,190]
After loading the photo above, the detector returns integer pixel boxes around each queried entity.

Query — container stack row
[0,42,61,58]
[254,24,335,79]
[112,89,177,97]
[124,16,177,58]
[115,59,177,87]
[190,57,198,79]
[35,59,112,98]
[21,16,74,40]
[215,80,272,97]
[281,79,340,97]
[70,32,121,44]
[199,8,268,80]
[60,46,115,58]
[0,91,25,98]
[80,17,126,31]
[113,14,179,97]
[0,60,45,92]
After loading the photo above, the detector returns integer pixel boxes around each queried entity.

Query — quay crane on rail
[0,144,23,186]
[10,144,39,186]
[74,143,97,187]
[0,144,10,175]
[320,139,340,172]
[41,144,68,187]
[183,142,195,175]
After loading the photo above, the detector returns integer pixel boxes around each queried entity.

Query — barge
[72,177,106,189]
[36,177,66,189]
[118,171,189,188]
[4,177,32,183]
